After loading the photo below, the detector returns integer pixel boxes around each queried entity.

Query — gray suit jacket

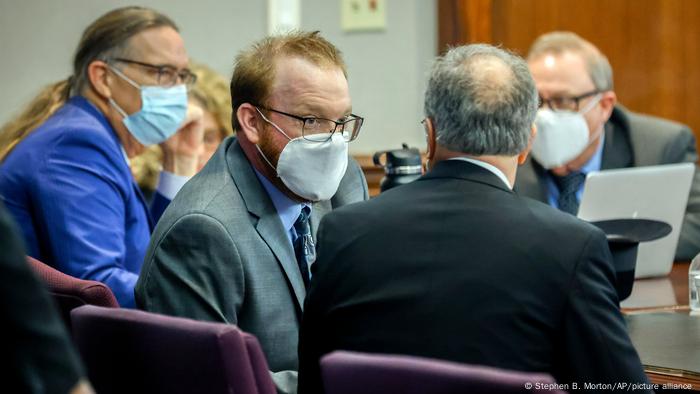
[515,105,700,260]
[135,137,368,393]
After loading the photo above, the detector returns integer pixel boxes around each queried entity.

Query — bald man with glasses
[515,31,700,260]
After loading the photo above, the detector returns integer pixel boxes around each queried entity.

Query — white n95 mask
[257,133,349,202]
[530,94,603,169]
[530,109,591,169]
[255,108,349,201]
[276,133,348,201]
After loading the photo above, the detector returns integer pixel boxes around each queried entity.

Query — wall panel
[438,0,700,150]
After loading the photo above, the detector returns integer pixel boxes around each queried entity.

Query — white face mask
[530,95,602,169]
[256,110,349,202]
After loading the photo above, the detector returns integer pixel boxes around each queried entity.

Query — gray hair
[424,44,538,156]
[71,7,179,95]
[527,31,613,91]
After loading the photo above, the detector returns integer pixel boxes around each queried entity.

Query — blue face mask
[108,65,188,146]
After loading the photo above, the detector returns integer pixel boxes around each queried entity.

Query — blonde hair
[130,62,233,191]
[527,31,613,92]
[230,30,347,132]
[0,6,177,161]
[190,62,233,138]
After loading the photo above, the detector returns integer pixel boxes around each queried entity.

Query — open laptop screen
[578,163,694,278]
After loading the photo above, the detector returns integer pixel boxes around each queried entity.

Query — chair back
[26,256,118,326]
[243,333,278,394]
[321,351,566,394]
[71,305,275,394]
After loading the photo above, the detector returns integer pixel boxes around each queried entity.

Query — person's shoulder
[162,176,242,225]
[156,151,247,233]
[332,156,369,207]
[11,101,114,154]
[5,100,128,189]
[618,106,692,139]
[321,180,416,232]
[29,100,122,165]
[520,195,604,239]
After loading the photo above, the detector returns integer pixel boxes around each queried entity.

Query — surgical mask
[256,109,349,201]
[530,95,602,169]
[108,65,188,146]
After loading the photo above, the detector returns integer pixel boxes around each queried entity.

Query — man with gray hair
[516,31,700,260]
[297,44,650,393]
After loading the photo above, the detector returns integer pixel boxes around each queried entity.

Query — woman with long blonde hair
[0,6,203,308]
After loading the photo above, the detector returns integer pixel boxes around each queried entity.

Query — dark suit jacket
[0,202,85,394]
[515,105,700,260]
[136,137,368,394]
[298,159,649,394]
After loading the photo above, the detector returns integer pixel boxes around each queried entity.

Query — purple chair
[321,351,567,394]
[26,256,119,327]
[71,305,276,394]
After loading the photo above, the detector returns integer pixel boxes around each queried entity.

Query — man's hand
[161,103,205,177]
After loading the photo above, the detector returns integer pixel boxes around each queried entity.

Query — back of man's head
[527,31,613,91]
[424,44,537,156]
[230,31,346,132]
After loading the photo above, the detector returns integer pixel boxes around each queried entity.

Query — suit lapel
[310,200,331,240]
[226,140,306,309]
[601,106,634,170]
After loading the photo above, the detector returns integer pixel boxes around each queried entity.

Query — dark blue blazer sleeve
[150,191,171,224]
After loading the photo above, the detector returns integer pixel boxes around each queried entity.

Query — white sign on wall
[268,0,301,34]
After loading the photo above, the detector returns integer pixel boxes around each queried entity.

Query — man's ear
[598,90,617,123]
[237,103,263,144]
[87,60,112,99]
[517,123,537,165]
[424,117,436,162]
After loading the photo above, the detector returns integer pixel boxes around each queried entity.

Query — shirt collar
[447,157,512,189]
[120,146,130,165]
[253,169,309,232]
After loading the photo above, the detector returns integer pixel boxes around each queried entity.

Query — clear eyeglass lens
[302,118,359,142]
[550,98,578,112]
[157,69,195,87]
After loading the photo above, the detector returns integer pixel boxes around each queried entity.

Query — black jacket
[0,202,85,393]
[298,159,649,394]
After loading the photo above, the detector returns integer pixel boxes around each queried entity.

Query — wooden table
[623,261,690,313]
[623,262,700,389]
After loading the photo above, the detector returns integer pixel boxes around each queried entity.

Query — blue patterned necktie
[553,172,586,215]
[293,206,314,289]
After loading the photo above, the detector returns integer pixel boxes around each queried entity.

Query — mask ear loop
[254,144,280,176]
[579,93,605,143]
[106,64,142,119]
[107,64,142,90]
[253,107,290,177]
[108,98,129,118]
[579,93,602,115]
[255,107,293,141]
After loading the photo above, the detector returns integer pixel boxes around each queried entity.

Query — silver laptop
[577,163,695,278]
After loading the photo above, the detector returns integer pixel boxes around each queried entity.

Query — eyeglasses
[111,58,197,87]
[256,106,363,142]
[538,90,600,112]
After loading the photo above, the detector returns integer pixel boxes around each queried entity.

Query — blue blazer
[0,96,169,307]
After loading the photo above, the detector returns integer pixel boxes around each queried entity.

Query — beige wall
[0,0,437,154]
